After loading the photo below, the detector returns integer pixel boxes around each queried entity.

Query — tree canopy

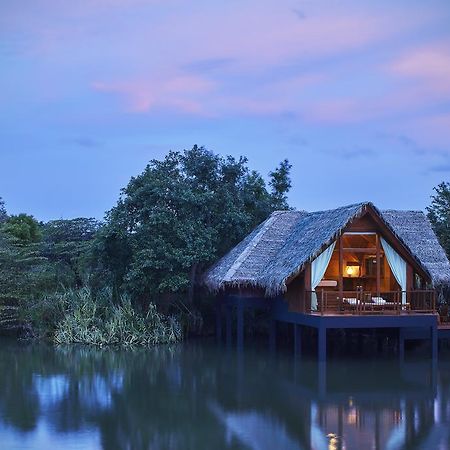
[2,214,42,244]
[427,181,450,257]
[41,218,101,287]
[95,145,292,304]
[0,197,7,223]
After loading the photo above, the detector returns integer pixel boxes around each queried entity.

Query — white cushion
[344,298,358,305]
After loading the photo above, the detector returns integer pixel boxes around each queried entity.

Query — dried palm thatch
[204,202,450,297]
[381,209,450,287]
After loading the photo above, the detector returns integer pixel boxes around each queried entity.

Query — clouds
[92,75,215,114]
[1,0,450,219]
[2,0,447,126]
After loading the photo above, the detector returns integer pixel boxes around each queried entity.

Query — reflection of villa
[205,203,450,360]
[210,355,447,450]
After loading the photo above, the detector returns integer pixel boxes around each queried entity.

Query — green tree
[95,146,292,305]
[0,196,7,223]
[2,214,42,244]
[427,181,450,257]
[0,229,48,301]
[269,159,292,210]
[40,218,101,287]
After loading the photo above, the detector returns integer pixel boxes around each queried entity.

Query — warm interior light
[345,263,360,277]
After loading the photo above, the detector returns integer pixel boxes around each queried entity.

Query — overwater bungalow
[205,202,450,360]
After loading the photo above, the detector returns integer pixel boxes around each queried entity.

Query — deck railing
[305,289,436,315]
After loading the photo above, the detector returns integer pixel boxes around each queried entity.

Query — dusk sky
[1,0,450,221]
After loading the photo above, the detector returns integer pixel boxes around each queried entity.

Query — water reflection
[0,340,449,449]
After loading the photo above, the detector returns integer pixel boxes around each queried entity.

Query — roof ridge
[271,209,306,216]
[382,209,425,214]
[306,201,371,215]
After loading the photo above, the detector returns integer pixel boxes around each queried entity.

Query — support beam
[269,319,276,353]
[431,324,438,360]
[399,328,405,363]
[294,324,302,358]
[237,303,244,350]
[376,234,381,297]
[318,326,327,362]
[216,303,222,342]
[338,237,343,299]
[318,361,327,396]
[225,305,232,348]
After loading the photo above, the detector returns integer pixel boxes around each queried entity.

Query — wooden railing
[306,289,436,315]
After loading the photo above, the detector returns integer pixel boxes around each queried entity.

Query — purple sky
[1,0,450,221]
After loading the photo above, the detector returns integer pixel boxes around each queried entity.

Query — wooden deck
[218,294,447,362]
[310,289,436,316]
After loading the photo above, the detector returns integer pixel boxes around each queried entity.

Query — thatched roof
[204,202,450,296]
[381,209,450,287]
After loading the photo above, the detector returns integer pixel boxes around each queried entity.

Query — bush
[23,287,182,346]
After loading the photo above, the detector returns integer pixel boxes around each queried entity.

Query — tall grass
[24,287,182,346]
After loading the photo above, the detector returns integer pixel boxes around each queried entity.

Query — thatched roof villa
[205,202,450,359]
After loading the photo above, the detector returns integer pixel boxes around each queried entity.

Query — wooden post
[305,264,311,313]
[399,328,405,362]
[318,325,327,362]
[406,265,414,305]
[216,303,222,342]
[237,303,244,351]
[376,233,381,297]
[338,237,343,300]
[318,361,327,396]
[294,324,302,358]
[431,324,438,360]
[225,305,232,348]
[269,319,276,353]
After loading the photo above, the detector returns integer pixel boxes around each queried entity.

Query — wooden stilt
[431,324,438,360]
[399,328,405,362]
[237,303,244,350]
[269,319,276,353]
[225,305,232,348]
[216,303,222,342]
[318,326,327,362]
[294,324,302,358]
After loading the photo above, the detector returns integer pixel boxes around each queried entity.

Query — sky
[1,0,450,221]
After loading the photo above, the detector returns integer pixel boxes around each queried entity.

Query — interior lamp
[345,263,360,277]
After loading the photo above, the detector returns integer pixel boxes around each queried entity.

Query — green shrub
[24,287,182,346]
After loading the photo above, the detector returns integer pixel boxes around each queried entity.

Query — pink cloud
[92,75,215,114]
[388,44,450,94]
[149,5,436,71]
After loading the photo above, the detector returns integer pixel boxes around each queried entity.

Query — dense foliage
[427,181,450,258]
[0,197,6,223]
[0,215,99,303]
[23,287,181,346]
[94,145,291,305]
[3,214,42,243]
[0,146,292,342]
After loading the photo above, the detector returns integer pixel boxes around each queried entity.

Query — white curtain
[311,242,336,310]
[381,237,407,304]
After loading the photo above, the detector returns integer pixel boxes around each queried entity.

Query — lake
[0,339,448,450]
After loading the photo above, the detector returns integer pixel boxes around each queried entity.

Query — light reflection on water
[0,340,449,450]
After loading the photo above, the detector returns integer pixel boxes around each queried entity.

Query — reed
[26,287,182,346]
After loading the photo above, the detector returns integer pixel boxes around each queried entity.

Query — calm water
[0,339,449,450]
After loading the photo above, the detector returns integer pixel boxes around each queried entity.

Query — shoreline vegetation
[23,287,182,346]
[1,146,450,345]
[0,146,293,345]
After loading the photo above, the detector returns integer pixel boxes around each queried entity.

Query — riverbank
[1,287,183,346]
